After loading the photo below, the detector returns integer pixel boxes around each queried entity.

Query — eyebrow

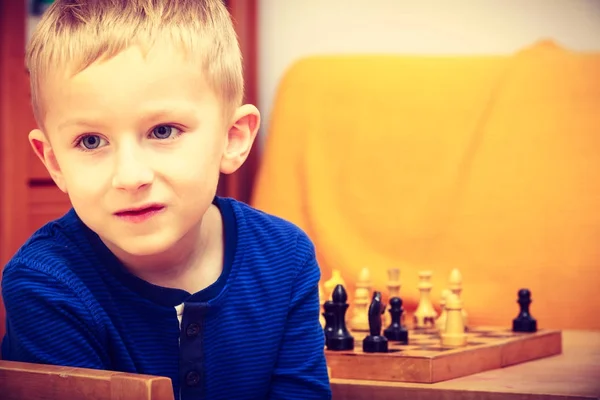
[57,118,107,132]
[139,107,197,125]
[57,107,197,132]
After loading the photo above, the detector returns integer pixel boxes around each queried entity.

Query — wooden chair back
[0,360,174,400]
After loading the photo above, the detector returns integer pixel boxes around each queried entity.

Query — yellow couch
[251,40,600,330]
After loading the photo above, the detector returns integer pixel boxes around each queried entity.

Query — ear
[29,129,68,193]
[220,104,260,175]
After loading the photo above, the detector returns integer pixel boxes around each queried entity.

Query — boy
[1,0,331,399]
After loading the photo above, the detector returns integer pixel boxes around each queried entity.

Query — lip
[114,203,166,223]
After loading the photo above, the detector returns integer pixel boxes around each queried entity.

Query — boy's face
[30,42,259,259]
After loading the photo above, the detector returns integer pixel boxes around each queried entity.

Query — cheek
[163,134,223,180]
[59,155,112,198]
[161,153,221,192]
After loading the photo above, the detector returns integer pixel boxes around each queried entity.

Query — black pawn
[512,288,537,332]
[326,284,354,351]
[363,291,388,353]
[384,297,409,344]
[322,300,335,346]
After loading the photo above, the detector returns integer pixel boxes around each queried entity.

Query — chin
[121,235,182,257]
[102,228,184,259]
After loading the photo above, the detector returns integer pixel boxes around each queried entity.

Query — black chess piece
[326,284,354,351]
[383,297,409,344]
[512,288,537,332]
[322,300,335,346]
[363,291,388,353]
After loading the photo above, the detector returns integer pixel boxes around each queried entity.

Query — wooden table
[331,330,600,400]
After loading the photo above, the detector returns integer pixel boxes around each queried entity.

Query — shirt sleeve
[1,261,108,369]
[268,235,332,400]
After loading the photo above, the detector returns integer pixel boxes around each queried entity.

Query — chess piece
[387,268,401,298]
[512,288,537,332]
[350,267,371,332]
[324,269,346,300]
[413,271,437,329]
[322,300,335,346]
[384,268,401,327]
[363,291,388,353]
[327,284,354,351]
[448,268,468,329]
[383,297,408,344]
[435,289,451,332]
[441,293,467,347]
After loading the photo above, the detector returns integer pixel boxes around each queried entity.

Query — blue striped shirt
[1,197,331,399]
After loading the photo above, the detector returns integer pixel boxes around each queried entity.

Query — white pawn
[413,271,437,329]
[384,267,401,327]
[324,269,346,300]
[350,267,371,332]
[435,289,451,331]
[448,268,468,329]
[441,293,467,347]
[387,268,401,298]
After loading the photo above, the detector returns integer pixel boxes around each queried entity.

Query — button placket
[186,322,200,337]
[185,370,201,386]
[179,302,208,398]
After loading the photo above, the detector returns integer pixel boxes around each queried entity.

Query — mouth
[114,204,166,221]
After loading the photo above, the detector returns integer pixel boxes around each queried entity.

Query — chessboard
[325,326,562,383]
[321,267,562,384]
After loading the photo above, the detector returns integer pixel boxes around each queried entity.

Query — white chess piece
[324,269,346,301]
[413,271,437,329]
[448,268,468,329]
[435,289,450,331]
[387,268,401,298]
[350,267,371,332]
[441,292,467,347]
[384,267,401,327]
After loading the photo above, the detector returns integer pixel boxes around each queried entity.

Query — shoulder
[218,197,320,283]
[2,209,101,298]
[2,210,110,334]
[227,197,309,236]
[224,197,315,260]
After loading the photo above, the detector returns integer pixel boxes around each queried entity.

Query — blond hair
[26,0,244,125]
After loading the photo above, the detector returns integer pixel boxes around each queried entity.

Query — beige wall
[257,0,600,141]
[253,1,600,329]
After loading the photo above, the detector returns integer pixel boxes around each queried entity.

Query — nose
[111,144,154,191]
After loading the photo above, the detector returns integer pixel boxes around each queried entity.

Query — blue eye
[151,125,180,139]
[80,135,103,149]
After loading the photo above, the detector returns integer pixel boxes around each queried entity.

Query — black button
[186,323,200,337]
[185,370,200,386]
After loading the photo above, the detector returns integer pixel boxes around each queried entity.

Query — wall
[253,0,600,329]
[257,0,600,140]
